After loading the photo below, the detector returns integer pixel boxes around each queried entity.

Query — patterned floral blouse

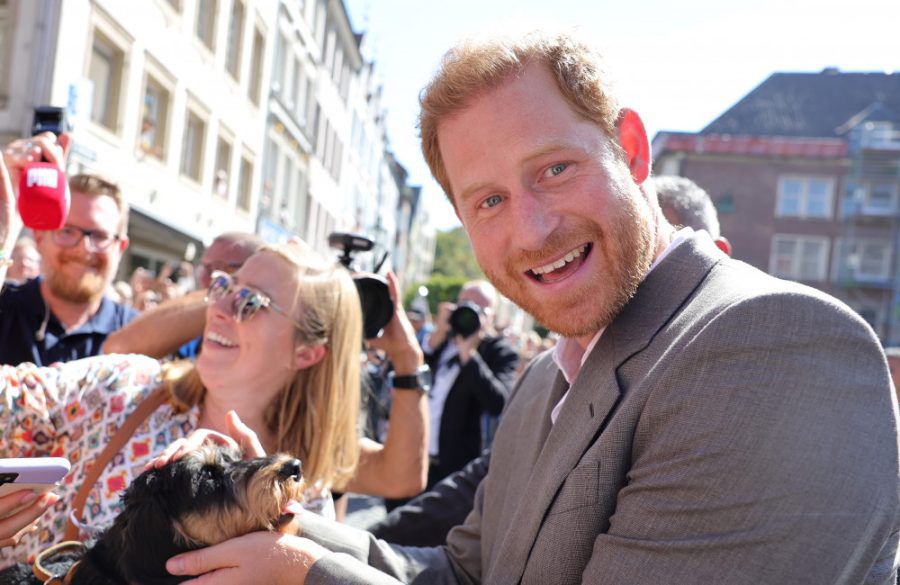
[0,353,332,567]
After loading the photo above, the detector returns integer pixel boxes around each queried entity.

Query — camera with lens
[450,301,482,338]
[328,231,394,340]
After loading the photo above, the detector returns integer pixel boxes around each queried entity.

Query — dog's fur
[4,446,306,585]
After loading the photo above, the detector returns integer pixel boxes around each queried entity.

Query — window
[289,59,301,110]
[770,235,828,281]
[213,133,233,199]
[842,181,899,216]
[237,154,253,211]
[860,121,899,149]
[294,167,307,233]
[295,69,310,122]
[225,0,244,80]
[88,32,125,132]
[715,193,735,214]
[775,176,834,219]
[272,34,286,94]
[869,183,898,214]
[180,109,206,182]
[302,78,316,130]
[138,75,170,160]
[248,26,264,106]
[834,238,893,282]
[195,0,217,50]
[279,155,295,223]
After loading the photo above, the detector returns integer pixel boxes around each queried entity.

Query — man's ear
[117,235,130,253]
[714,237,733,257]
[616,109,651,184]
[294,343,326,370]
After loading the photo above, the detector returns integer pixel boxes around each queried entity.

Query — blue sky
[344,0,900,230]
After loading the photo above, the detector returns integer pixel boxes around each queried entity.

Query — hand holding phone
[0,457,70,497]
[0,458,68,548]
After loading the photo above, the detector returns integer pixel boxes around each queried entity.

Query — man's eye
[481,194,502,209]
[546,163,568,177]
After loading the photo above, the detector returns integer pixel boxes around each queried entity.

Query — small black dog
[3,446,305,585]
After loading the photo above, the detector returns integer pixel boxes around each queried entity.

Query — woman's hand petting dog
[147,410,266,470]
[0,489,59,548]
[166,531,329,585]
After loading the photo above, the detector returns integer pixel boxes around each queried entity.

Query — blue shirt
[0,277,138,366]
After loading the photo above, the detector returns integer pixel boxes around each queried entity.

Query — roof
[701,71,900,138]
[652,132,847,159]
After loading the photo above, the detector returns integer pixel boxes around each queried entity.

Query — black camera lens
[354,274,394,339]
[0,472,18,485]
[450,302,482,338]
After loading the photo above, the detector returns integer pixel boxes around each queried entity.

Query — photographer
[422,280,518,488]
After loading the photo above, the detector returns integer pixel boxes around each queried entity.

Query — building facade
[0,0,434,288]
[653,70,900,343]
[0,0,278,273]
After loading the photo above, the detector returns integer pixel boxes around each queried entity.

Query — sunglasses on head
[207,271,305,330]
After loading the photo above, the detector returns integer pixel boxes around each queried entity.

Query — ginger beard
[482,180,656,339]
[45,248,110,304]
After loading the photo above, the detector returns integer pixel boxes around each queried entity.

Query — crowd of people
[0,26,897,585]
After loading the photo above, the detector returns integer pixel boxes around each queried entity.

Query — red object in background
[17,161,69,230]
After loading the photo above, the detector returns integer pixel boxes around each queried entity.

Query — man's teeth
[207,331,236,347]
[531,245,587,276]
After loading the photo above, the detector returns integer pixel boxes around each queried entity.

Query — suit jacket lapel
[489,233,724,584]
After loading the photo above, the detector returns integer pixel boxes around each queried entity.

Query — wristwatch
[392,365,432,394]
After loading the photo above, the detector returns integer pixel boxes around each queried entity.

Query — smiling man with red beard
[0,169,136,366]
[161,30,899,585]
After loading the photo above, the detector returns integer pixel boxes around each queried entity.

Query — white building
[0,0,434,287]
[0,0,277,273]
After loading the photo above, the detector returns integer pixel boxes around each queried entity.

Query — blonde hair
[162,242,362,491]
[419,29,621,204]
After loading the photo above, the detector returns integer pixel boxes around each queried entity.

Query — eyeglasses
[52,225,121,251]
[207,271,305,330]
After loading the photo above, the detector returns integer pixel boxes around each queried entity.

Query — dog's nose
[279,459,302,481]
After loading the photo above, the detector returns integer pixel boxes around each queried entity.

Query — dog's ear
[108,468,197,584]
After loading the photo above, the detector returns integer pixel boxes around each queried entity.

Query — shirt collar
[551,227,694,384]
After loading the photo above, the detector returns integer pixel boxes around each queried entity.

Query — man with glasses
[0,173,136,365]
[102,231,264,358]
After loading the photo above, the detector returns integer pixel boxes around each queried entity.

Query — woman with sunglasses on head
[0,163,427,567]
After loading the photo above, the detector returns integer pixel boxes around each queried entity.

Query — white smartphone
[0,457,71,498]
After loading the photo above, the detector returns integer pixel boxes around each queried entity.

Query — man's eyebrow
[456,142,579,204]
[522,142,578,164]
[457,181,493,205]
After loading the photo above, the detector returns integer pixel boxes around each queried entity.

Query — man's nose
[509,187,561,250]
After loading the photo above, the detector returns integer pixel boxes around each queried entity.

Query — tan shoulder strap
[64,386,168,541]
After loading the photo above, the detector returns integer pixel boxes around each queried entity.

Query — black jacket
[371,451,491,547]
[425,334,518,479]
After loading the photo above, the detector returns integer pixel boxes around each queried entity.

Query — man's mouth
[526,243,591,284]
[206,331,237,348]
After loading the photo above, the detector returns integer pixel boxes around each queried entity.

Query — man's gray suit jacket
[303,232,900,585]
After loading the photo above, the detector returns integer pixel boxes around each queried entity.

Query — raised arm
[102,289,207,357]
[344,272,429,499]
[0,134,68,289]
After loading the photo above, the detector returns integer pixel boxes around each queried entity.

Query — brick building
[653,69,900,344]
